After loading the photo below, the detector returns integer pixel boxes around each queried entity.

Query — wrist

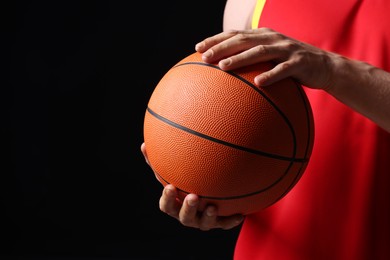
[325,54,372,97]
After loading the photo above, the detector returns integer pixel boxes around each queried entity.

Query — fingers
[197,206,244,231]
[196,31,262,63]
[179,194,200,228]
[140,142,150,165]
[159,186,205,228]
[159,185,244,231]
[195,28,275,54]
[218,44,288,71]
[195,30,241,53]
[194,29,299,86]
[219,214,245,230]
[195,28,281,63]
[142,144,244,231]
[255,61,296,86]
[198,205,218,231]
[143,148,238,230]
[159,184,181,218]
[194,28,331,88]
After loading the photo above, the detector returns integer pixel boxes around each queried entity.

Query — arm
[143,0,390,231]
[223,0,258,31]
[326,56,390,132]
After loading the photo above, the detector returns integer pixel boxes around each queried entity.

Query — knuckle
[159,201,174,216]
[277,62,293,73]
[294,53,306,64]
[259,27,287,42]
[283,40,298,51]
[158,198,165,212]
[159,206,170,215]
[202,37,214,47]
[254,45,268,56]
[179,217,195,228]
[259,71,271,82]
[281,61,292,70]
[275,32,287,41]
[280,41,291,49]
[199,226,211,231]
[288,49,307,66]
[235,32,252,43]
[258,27,272,33]
[199,220,217,231]
[226,29,240,36]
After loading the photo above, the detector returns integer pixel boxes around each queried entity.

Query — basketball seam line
[175,61,300,159]
[147,61,311,201]
[147,107,307,163]
[153,159,296,200]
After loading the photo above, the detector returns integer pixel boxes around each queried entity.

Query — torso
[231,1,390,259]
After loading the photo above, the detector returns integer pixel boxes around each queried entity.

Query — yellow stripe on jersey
[251,0,267,29]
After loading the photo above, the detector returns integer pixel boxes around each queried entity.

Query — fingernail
[187,197,198,207]
[206,206,216,217]
[195,42,204,51]
[235,216,244,224]
[219,58,231,67]
[165,187,174,197]
[255,75,267,86]
[202,50,212,59]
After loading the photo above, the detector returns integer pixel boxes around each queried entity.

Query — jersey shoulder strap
[251,0,267,29]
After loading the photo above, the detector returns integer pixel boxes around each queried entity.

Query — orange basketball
[143,52,314,216]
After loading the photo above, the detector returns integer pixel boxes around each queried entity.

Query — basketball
[143,52,315,216]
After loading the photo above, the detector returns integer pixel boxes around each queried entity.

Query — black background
[2,1,241,259]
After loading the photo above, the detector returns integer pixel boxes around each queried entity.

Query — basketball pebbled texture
[143,52,314,216]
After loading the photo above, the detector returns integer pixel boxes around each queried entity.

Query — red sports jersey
[234,1,390,259]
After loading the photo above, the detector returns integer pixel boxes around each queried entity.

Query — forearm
[327,55,390,133]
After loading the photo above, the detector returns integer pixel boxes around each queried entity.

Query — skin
[141,0,390,230]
